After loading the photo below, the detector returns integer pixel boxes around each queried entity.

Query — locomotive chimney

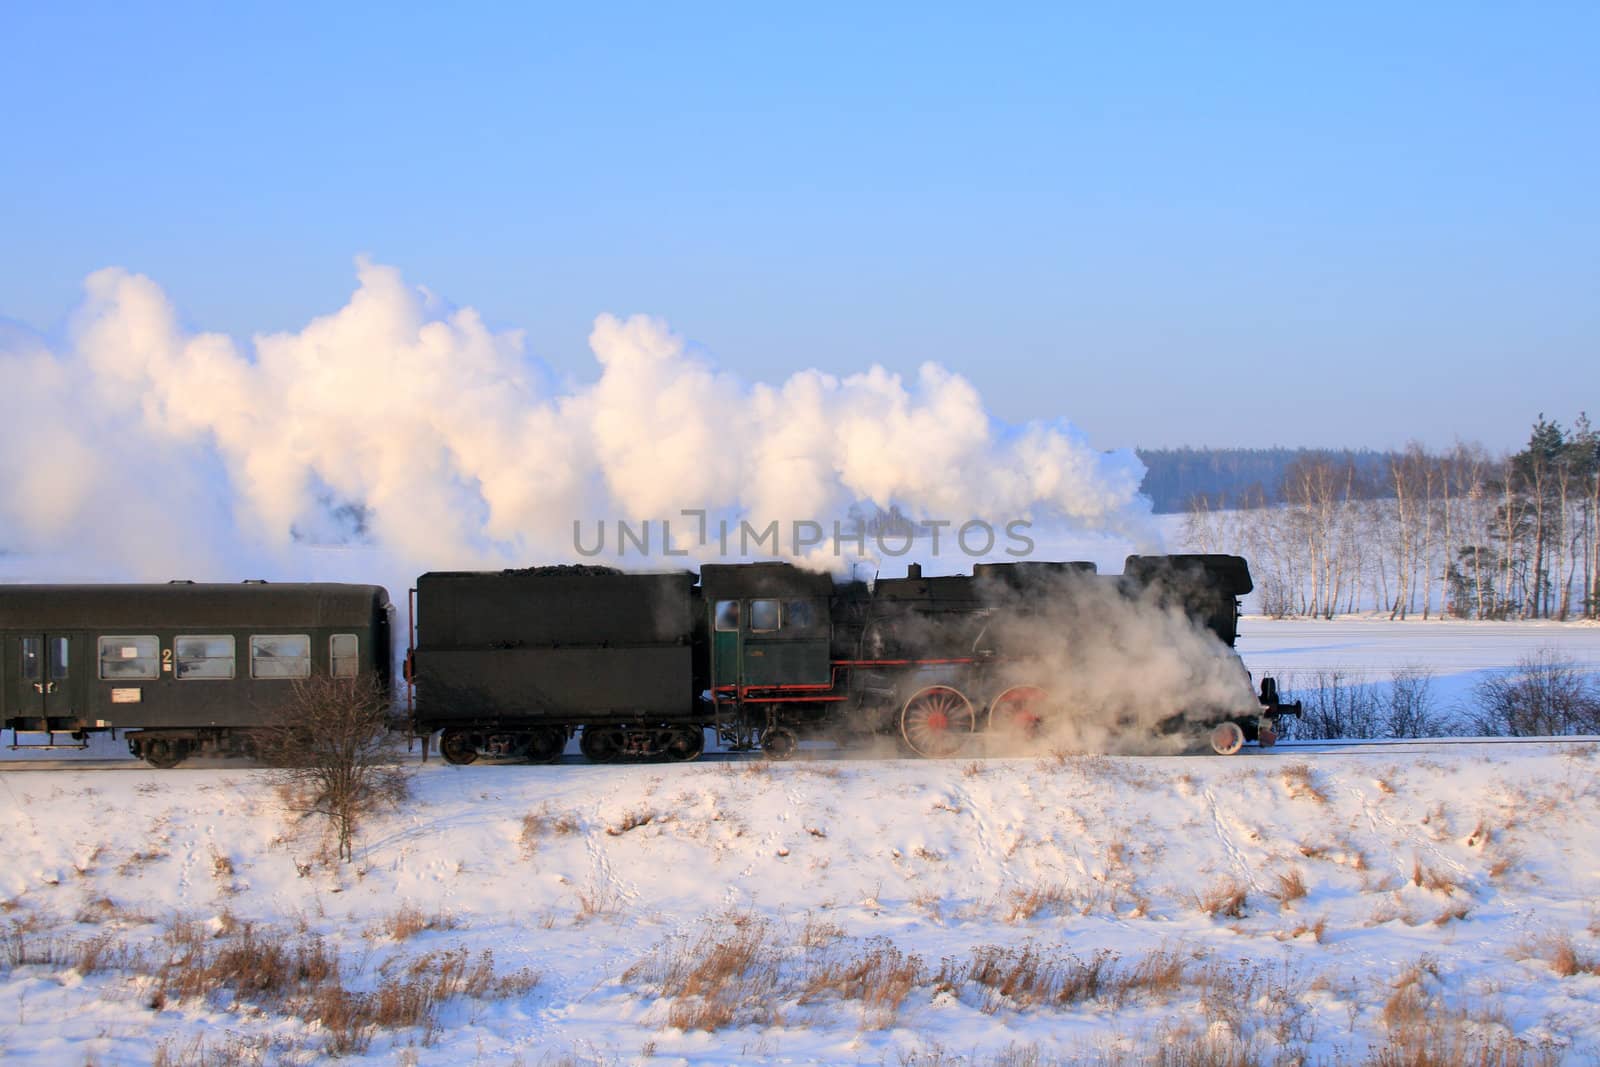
[907,562,922,579]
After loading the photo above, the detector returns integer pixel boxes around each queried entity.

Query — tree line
[1183,415,1600,620]
[1136,446,1398,514]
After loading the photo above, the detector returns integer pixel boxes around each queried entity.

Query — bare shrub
[1473,649,1600,736]
[259,673,409,863]
[1279,670,1383,740]
[1384,667,1447,738]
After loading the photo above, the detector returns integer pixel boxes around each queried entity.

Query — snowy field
[4,619,1600,1065]
[3,745,1600,1065]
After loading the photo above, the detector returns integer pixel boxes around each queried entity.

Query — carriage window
[176,635,235,679]
[98,635,159,680]
[331,633,359,678]
[49,637,69,679]
[749,599,781,633]
[250,634,311,679]
[21,637,41,680]
[785,599,816,630]
[714,600,740,632]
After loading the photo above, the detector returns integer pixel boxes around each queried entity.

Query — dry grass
[949,943,1191,1013]
[136,919,538,1054]
[1273,869,1308,907]
[625,914,780,1032]
[574,880,622,922]
[1374,958,1559,1067]
[1520,929,1600,977]
[152,1032,272,1067]
[798,913,845,949]
[521,807,583,855]
[368,902,462,941]
[1277,915,1328,943]
[118,849,168,875]
[800,937,923,1027]
[1280,764,1328,804]
[1410,857,1460,895]
[1431,902,1471,926]
[1197,878,1249,919]
[1004,882,1071,923]
[605,809,656,836]
[1464,817,1491,848]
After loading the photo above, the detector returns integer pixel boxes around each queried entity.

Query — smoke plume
[0,259,1151,582]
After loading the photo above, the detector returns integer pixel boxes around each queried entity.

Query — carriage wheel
[987,685,1049,743]
[141,737,189,769]
[526,728,566,764]
[760,727,798,761]
[579,726,622,763]
[1209,721,1246,756]
[439,728,479,765]
[900,685,975,758]
[666,727,706,762]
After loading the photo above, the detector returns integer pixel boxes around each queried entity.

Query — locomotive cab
[700,563,834,692]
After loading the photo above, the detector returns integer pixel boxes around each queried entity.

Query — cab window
[714,600,740,632]
[749,599,781,633]
[785,599,817,630]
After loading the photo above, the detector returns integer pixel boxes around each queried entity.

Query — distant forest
[1136,447,1397,514]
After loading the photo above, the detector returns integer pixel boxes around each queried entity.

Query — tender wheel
[987,685,1049,744]
[760,727,799,761]
[665,727,705,762]
[1209,721,1246,756]
[141,737,188,769]
[900,685,975,758]
[526,728,566,764]
[439,728,479,765]
[579,726,622,764]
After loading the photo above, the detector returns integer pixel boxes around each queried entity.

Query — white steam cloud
[0,259,1151,581]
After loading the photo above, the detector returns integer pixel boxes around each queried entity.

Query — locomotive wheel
[439,729,479,765]
[1209,721,1246,756]
[665,727,705,762]
[579,726,622,763]
[141,737,188,769]
[760,727,799,761]
[987,685,1049,744]
[526,728,566,764]
[900,685,975,758]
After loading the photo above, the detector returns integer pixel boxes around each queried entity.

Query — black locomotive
[407,554,1299,764]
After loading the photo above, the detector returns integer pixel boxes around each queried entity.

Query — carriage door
[712,600,741,690]
[15,635,73,722]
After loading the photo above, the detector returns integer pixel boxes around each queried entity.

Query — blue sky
[2,2,1595,451]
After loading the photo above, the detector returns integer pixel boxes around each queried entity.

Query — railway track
[4,734,1597,771]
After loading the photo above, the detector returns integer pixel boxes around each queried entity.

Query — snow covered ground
[3,741,1600,1065]
[3,617,1600,1064]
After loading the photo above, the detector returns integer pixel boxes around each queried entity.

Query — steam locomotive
[406,554,1300,764]
[0,555,1299,767]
